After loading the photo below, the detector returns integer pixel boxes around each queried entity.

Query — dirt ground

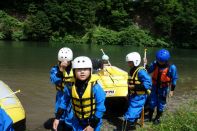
[101,90,197,131]
[32,90,197,131]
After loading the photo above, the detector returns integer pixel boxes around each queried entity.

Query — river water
[0,41,196,130]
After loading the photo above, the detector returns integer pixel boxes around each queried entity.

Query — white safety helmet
[126,52,141,66]
[58,47,73,62]
[102,54,109,61]
[72,56,92,69]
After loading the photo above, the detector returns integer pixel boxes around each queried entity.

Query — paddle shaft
[100,49,111,66]
[100,49,106,55]
[143,49,147,68]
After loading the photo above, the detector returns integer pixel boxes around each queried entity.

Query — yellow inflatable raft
[97,66,128,97]
[0,80,26,130]
[96,66,129,116]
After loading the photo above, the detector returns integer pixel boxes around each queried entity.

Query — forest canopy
[0,0,196,48]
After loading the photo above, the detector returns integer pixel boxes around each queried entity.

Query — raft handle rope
[0,90,21,100]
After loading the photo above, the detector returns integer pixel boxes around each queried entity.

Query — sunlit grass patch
[138,100,197,131]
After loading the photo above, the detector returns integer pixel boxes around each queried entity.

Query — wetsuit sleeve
[55,85,71,119]
[55,108,65,119]
[89,83,106,128]
[147,61,157,74]
[0,108,14,131]
[170,65,178,91]
[138,69,152,90]
[50,66,63,85]
[93,83,106,119]
[59,86,71,110]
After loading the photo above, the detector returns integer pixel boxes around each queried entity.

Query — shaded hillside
[0,0,196,48]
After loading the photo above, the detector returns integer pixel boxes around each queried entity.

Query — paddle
[99,49,116,85]
[143,48,151,94]
[140,48,151,127]
[0,90,21,100]
[143,48,147,68]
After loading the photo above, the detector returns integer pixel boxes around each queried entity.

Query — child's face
[60,60,70,68]
[158,61,165,65]
[75,68,91,81]
[127,61,134,68]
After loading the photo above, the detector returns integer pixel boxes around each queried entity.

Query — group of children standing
[48,47,178,131]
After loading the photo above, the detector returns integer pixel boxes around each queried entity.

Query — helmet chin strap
[129,66,138,75]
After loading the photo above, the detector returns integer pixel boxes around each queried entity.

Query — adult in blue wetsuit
[0,107,14,131]
[123,52,152,130]
[145,49,178,124]
[49,47,73,130]
[53,56,106,131]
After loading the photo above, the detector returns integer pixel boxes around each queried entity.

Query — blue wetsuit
[124,67,152,123]
[58,78,106,131]
[50,65,73,126]
[147,61,178,112]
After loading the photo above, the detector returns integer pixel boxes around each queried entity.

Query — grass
[138,100,197,131]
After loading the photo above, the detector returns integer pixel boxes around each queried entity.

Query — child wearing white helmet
[45,47,73,130]
[122,52,152,130]
[53,56,106,131]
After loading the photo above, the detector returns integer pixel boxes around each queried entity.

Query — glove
[89,116,100,128]
[56,71,63,78]
[171,85,176,91]
[134,85,146,91]
[146,89,151,95]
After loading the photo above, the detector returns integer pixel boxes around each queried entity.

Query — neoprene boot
[126,121,136,131]
[122,120,136,131]
[153,110,162,125]
[122,120,127,131]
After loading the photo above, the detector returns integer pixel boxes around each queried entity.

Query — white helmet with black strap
[58,47,73,62]
[126,52,141,66]
[72,56,92,70]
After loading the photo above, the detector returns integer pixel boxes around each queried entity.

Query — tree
[24,11,51,40]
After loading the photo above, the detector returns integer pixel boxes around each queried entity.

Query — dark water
[0,41,196,130]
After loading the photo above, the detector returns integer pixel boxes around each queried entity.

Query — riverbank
[28,90,197,131]
[101,90,197,131]
[0,41,196,131]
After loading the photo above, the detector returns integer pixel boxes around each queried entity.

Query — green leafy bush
[12,30,26,41]
[63,35,84,45]
[85,26,119,45]
[24,11,51,40]
[0,32,5,39]
[119,25,155,46]
[0,10,24,40]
